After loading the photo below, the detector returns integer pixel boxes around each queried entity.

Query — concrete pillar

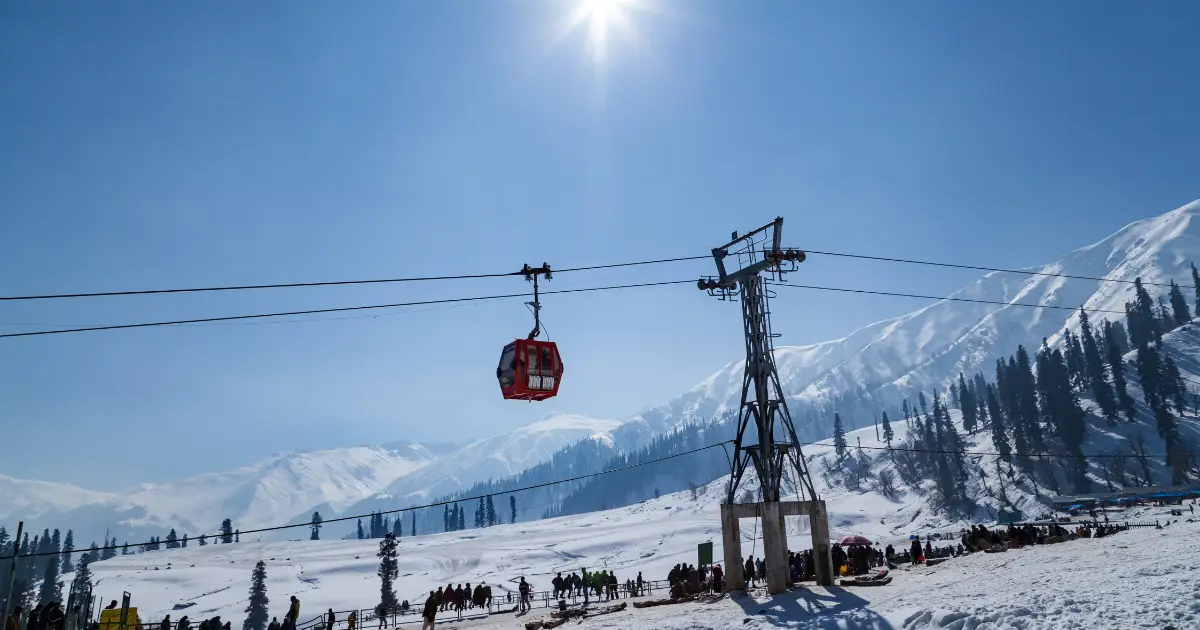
[808,499,834,586]
[720,503,744,592]
[760,501,790,594]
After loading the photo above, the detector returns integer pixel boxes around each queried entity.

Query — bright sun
[563,0,635,64]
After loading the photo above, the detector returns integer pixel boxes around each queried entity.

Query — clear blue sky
[2,0,1198,490]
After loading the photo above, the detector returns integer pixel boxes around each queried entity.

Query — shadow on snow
[732,586,894,630]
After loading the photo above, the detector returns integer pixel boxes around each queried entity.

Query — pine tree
[69,556,93,612]
[1105,320,1136,421]
[392,517,403,538]
[60,530,74,575]
[958,373,977,433]
[1063,329,1086,392]
[443,506,450,533]
[510,496,517,524]
[1192,263,1200,316]
[1162,351,1187,414]
[1051,345,1089,491]
[357,519,365,540]
[973,373,989,427]
[880,411,894,447]
[1133,278,1160,347]
[235,530,240,543]
[928,393,957,507]
[182,534,188,548]
[199,535,208,546]
[1136,341,1161,409]
[38,547,62,605]
[457,504,465,531]
[34,531,50,582]
[987,383,1011,462]
[376,534,399,609]
[243,560,270,630]
[411,512,416,537]
[1080,309,1118,423]
[486,496,496,527]
[122,541,130,555]
[1169,279,1191,327]
[310,512,322,541]
[476,497,486,528]
[220,519,234,544]
[832,413,848,462]
[1015,346,1045,452]
[166,529,180,549]
[1126,302,1145,351]
[1035,341,1058,437]
[1111,320,1131,355]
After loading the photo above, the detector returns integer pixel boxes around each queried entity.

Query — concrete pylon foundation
[720,500,835,594]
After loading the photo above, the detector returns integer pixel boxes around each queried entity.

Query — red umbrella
[838,535,872,546]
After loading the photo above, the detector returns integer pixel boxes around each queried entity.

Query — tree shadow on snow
[733,586,894,630]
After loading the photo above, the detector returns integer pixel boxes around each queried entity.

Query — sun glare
[564,0,635,65]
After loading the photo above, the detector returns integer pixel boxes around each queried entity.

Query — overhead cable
[0,256,710,302]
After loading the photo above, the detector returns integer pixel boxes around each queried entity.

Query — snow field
[78,473,1200,630]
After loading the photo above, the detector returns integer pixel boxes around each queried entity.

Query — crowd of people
[549,568,635,602]
[173,594,301,630]
[426,582,491,614]
[6,602,73,630]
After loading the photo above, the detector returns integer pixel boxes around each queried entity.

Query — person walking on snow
[420,591,437,630]
[285,597,300,630]
[518,577,532,613]
[910,538,922,565]
[744,557,755,588]
[581,568,590,605]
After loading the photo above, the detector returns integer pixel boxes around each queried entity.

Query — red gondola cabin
[497,339,563,401]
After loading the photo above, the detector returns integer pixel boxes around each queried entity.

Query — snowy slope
[115,444,438,531]
[0,475,116,521]
[339,413,622,517]
[5,444,438,546]
[633,200,1200,437]
[73,471,1200,630]
[6,200,1200,547]
[0,414,623,545]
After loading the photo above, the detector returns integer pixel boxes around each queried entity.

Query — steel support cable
[0,280,695,339]
[1,256,710,302]
[799,248,1193,290]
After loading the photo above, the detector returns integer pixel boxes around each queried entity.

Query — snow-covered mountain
[338,413,622,519]
[0,415,624,545]
[644,200,1200,436]
[2,444,441,545]
[4,200,1199,543]
[0,476,116,522]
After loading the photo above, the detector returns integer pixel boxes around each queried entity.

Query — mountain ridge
[4,200,1199,543]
